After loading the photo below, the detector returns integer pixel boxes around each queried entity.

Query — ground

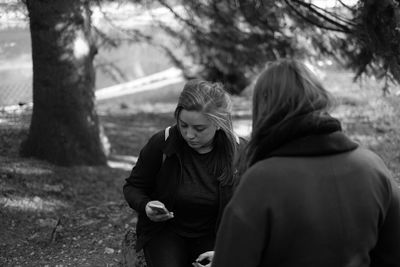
[0,68,400,266]
[0,112,174,267]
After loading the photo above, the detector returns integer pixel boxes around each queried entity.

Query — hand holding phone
[146,201,174,222]
[148,202,169,215]
[193,251,214,267]
[195,258,210,266]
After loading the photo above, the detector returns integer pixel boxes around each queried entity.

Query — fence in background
[0,68,184,131]
[0,81,32,107]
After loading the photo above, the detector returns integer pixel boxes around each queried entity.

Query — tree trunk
[21,0,108,165]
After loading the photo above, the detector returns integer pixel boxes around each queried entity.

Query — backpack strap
[164,126,171,141]
[162,126,171,163]
[235,134,240,144]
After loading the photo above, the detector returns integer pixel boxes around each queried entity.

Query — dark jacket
[123,125,246,251]
[212,132,400,267]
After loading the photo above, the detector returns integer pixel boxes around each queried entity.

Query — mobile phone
[148,203,168,214]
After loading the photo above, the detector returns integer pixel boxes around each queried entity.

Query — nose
[185,128,196,140]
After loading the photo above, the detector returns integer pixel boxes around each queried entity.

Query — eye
[194,127,206,132]
[180,122,188,128]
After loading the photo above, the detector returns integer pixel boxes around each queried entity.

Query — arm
[370,175,400,267]
[123,132,164,214]
[212,167,269,267]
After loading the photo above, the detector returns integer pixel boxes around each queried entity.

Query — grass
[0,66,400,266]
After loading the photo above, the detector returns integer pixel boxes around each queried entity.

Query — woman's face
[178,109,218,152]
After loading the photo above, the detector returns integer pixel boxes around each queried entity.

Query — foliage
[346,0,400,94]
[286,0,400,94]
[148,0,297,93]
[138,0,400,94]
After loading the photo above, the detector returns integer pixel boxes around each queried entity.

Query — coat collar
[266,131,358,158]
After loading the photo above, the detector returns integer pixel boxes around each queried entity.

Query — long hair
[175,79,238,185]
[245,59,334,168]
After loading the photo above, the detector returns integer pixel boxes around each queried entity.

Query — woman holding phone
[123,79,246,267]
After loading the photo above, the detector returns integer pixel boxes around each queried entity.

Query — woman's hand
[145,200,174,222]
[192,251,214,267]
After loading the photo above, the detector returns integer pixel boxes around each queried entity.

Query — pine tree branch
[338,0,357,12]
[285,0,344,32]
[156,0,204,33]
[207,1,246,44]
[286,0,352,33]
[290,0,352,31]
[311,3,356,27]
[289,0,356,25]
[92,0,150,43]
[237,2,277,35]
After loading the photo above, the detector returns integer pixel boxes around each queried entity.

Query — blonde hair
[175,79,238,185]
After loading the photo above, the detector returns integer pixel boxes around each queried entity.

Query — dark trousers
[143,227,215,267]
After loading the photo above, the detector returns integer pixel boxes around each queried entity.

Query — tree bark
[21,0,108,165]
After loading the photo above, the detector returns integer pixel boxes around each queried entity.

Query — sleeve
[123,132,164,214]
[370,174,400,267]
[212,167,269,267]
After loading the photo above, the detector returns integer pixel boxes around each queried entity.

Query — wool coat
[212,132,400,267]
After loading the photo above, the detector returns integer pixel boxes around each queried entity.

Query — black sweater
[123,125,246,250]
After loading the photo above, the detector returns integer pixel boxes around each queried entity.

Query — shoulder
[353,146,386,162]
[145,125,183,157]
[146,125,178,144]
[238,158,294,190]
[243,160,281,179]
[350,147,395,187]
[147,129,166,145]
[233,161,282,203]
[348,147,391,174]
[141,126,174,154]
[343,147,399,203]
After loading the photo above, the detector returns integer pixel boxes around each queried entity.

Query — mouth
[187,141,199,146]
